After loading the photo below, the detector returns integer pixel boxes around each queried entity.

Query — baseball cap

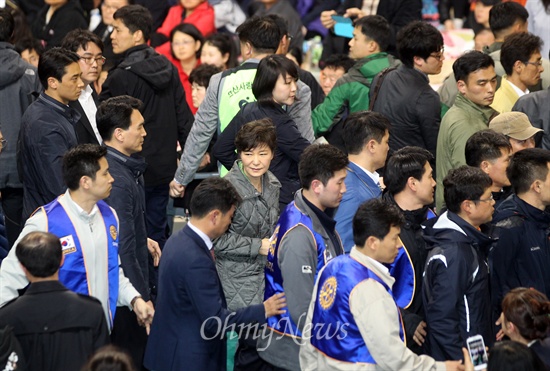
[489,112,543,140]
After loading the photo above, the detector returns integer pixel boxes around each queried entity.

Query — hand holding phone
[466,335,488,371]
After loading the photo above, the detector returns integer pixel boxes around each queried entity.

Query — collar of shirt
[187,221,213,251]
[79,84,93,101]
[353,162,380,185]
[350,246,392,281]
[508,79,529,97]
[64,189,99,219]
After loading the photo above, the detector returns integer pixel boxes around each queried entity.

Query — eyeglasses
[0,138,6,150]
[287,34,293,42]
[80,56,106,65]
[473,194,494,203]
[524,60,543,67]
[429,49,445,61]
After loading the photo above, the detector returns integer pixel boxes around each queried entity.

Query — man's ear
[310,179,323,195]
[132,29,144,45]
[457,80,467,95]
[480,160,491,174]
[47,76,59,90]
[407,176,417,192]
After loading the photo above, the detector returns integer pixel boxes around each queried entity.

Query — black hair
[235,118,277,153]
[265,13,288,41]
[37,47,80,89]
[443,165,493,213]
[507,148,550,195]
[61,28,104,53]
[288,46,303,66]
[487,341,543,371]
[453,50,495,83]
[0,8,14,42]
[15,37,44,57]
[385,146,434,195]
[252,54,298,105]
[342,111,390,155]
[500,32,543,76]
[82,345,136,371]
[189,64,222,89]
[203,33,238,69]
[16,231,62,278]
[113,5,153,42]
[320,54,354,73]
[353,15,391,53]
[489,2,529,38]
[465,129,512,167]
[97,95,143,141]
[236,15,281,54]
[170,23,204,60]
[353,198,405,247]
[396,20,443,68]
[299,144,348,189]
[189,177,242,218]
[63,144,107,190]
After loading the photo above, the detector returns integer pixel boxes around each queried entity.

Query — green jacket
[311,52,400,136]
[435,93,498,211]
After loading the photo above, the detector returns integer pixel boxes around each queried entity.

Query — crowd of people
[0,0,549,370]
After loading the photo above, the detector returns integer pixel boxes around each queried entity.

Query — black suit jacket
[144,225,266,371]
[69,90,100,145]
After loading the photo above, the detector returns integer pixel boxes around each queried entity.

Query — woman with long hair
[200,33,238,70]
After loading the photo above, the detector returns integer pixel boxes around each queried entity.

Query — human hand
[133,298,155,334]
[495,312,505,341]
[461,347,475,371]
[169,180,185,198]
[263,293,286,318]
[343,7,365,19]
[147,238,162,267]
[447,358,466,371]
[198,153,211,170]
[413,321,427,346]
[444,19,455,31]
[259,238,270,256]
[320,10,337,29]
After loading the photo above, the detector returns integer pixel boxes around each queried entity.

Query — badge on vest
[60,235,77,255]
[109,225,117,240]
[319,276,337,310]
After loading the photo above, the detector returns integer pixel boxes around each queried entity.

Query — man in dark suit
[144,177,286,371]
[0,231,109,371]
[62,29,105,145]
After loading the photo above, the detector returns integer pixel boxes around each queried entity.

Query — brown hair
[502,287,550,340]
[235,118,277,153]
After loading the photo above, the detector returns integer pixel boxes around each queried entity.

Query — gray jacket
[513,88,550,149]
[0,42,41,189]
[174,58,313,186]
[257,190,343,371]
[213,162,280,311]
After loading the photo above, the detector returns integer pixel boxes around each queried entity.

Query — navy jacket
[422,211,494,361]
[490,195,550,318]
[211,101,310,206]
[104,147,149,301]
[18,93,80,219]
[144,225,266,371]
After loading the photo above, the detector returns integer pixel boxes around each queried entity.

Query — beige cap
[489,112,543,140]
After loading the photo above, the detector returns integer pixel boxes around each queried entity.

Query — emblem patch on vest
[110,225,117,240]
[319,276,338,310]
[59,235,77,255]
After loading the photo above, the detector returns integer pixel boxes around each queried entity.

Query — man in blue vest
[0,144,153,333]
[334,110,390,252]
[259,144,348,370]
[300,198,462,370]
[383,146,437,354]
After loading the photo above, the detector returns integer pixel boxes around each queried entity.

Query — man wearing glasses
[370,20,444,160]
[491,32,544,113]
[62,29,106,145]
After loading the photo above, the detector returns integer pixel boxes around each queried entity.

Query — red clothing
[156,49,200,115]
[157,2,216,38]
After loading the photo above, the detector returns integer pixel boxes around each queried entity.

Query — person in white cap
[489,111,543,153]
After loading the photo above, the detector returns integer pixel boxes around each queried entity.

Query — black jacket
[99,45,194,186]
[422,211,494,361]
[371,64,440,159]
[383,192,432,354]
[104,146,150,301]
[0,281,109,371]
[31,0,88,49]
[490,195,550,319]
[68,90,100,145]
[18,93,79,219]
[211,101,310,207]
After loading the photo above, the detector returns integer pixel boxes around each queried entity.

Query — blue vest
[310,254,404,364]
[388,208,436,309]
[264,201,335,337]
[42,197,119,327]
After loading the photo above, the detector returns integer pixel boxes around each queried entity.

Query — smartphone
[466,335,488,371]
[331,15,354,39]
